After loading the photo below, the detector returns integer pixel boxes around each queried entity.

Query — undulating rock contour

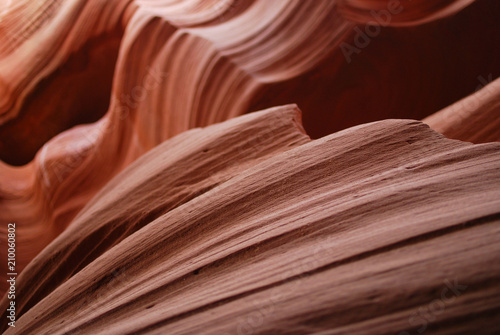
[0,0,499,334]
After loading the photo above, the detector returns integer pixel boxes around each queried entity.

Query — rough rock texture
[2,107,500,334]
[0,0,500,334]
[1,0,500,288]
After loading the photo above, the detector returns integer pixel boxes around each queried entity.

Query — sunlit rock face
[0,0,499,334]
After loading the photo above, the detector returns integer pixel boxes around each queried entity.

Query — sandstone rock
[424,76,500,143]
[2,108,500,334]
[0,0,499,333]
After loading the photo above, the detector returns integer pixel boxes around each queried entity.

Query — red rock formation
[3,106,500,334]
[0,0,499,333]
[424,76,500,143]
[339,0,476,26]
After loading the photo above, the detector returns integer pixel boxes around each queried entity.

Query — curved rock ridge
[1,107,500,334]
[0,104,310,326]
[1,0,358,290]
[339,0,475,26]
[424,76,500,143]
[2,1,499,289]
[0,0,499,332]
[0,0,133,161]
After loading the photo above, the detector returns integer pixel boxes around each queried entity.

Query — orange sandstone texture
[0,105,310,328]
[0,0,499,333]
[1,1,499,288]
[0,0,356,290]
[2,108,500,334]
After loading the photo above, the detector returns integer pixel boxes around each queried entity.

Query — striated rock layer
[2,0,500,297]
[1,106,500,334]
[424,76,500,144]
[0,0,499,333]
[1,0,500,291]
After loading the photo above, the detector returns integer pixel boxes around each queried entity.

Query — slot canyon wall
[0,0,499,334]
